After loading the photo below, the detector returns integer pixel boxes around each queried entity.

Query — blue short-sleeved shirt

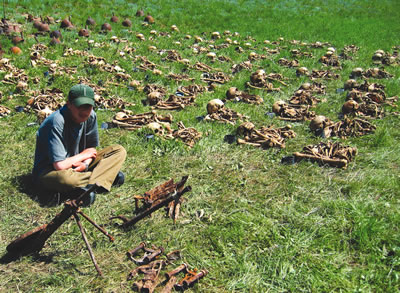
[32,105,99,179]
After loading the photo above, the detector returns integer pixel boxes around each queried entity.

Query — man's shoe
[71,185,97,207]
[112,171,125,187]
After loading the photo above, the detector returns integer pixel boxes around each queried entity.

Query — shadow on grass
[0,251,56,265]
[13,173,65,208]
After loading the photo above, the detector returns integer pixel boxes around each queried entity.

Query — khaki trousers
[39,144,126,193]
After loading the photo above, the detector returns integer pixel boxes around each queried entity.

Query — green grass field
[0,0,399,292]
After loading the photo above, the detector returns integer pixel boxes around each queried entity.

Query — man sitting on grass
[32,84,126,205]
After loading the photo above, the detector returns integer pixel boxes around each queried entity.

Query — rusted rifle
[5,184,113,276]
[110,176,191,229]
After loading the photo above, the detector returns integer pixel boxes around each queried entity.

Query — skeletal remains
[272,100,316,121]
[151,95,196,110]
[292,141,357,169]
[225,87,263,104]
[309,116,376,138]
[204,99,247,124]
[237,122,296,149]
[112,110,173,130]
[246,69,286,90]
[0,105,11,117]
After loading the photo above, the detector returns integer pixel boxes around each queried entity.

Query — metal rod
[73,214,103,277]
[77,210,114,242]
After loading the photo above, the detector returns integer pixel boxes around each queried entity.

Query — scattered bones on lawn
[95,95,134,110]
[343,80,398,118]
[371,49,400,65]
[272,100,316,121]
[278,58,299,68]
[172,121,202,148]
[236,122,296,149]
[201,71,230,84]
[204,99,247,125]
[151,94,196,110]
[292,141,357,169]
[0,105,11,117]
[25,88,65,122]
[167,72,194,82]
[310,69,340,80]
[231,60,253,74]
[111,110,172,130]
[246,70,286,91]
[176,84,207,96]
[0,58,29,85]
[225,87,263,104]
[309,115,376,138]
[319,51,341,68]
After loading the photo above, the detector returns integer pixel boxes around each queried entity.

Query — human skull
[350,67,363,78]
[207,99,224,114]
[300,82,311,90]
[37,107,54,123]
[296,67,309,76]
[226,87,241,100]
[327,47,336,53]
[248,52,257,60]
[237,122,255,136]
[16,81,28,93]
[147,91,162,105]
[272,100,286,114]
[372,52,383,61]
[171,24,179,32]
[147,122,164,136]
[30,51,41,60]
[206,52,216,60]
[344,79,358,90]
[250,69,266,84]
[136,33,145,41]
[309,115,328,131]
[211,32,221,39]
[342,100,359,114]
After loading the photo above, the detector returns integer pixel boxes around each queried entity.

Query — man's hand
[72,161,87,172]
[53,148,97,171]
[82,148,97,160]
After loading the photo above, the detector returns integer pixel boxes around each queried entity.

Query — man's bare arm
[53,148,97,171]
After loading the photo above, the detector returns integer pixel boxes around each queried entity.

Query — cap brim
[72,97,95,107]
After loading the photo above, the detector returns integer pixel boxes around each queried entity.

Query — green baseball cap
[68,84,95,107]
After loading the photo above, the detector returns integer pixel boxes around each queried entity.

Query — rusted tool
[165,263,188,280]
[110,176,191,229]
[5,184,112,276]
[175,268,208,290]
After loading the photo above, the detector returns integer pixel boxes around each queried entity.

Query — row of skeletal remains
[126,242,207,292]
[1,19,398,167]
